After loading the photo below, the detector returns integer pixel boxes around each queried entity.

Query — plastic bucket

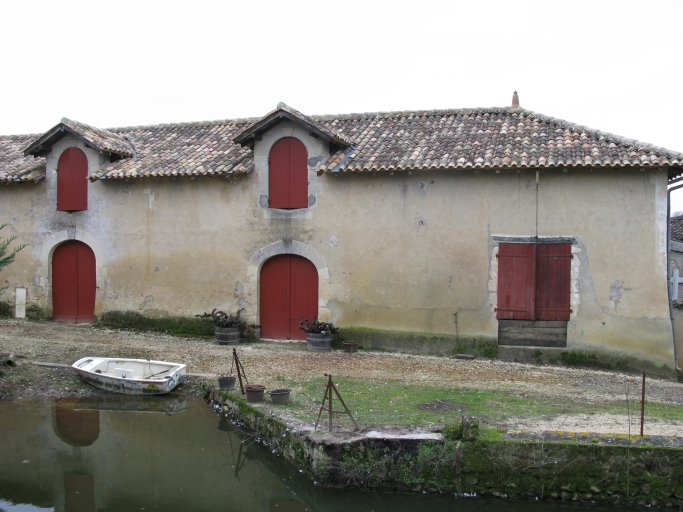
[218,376,236,391]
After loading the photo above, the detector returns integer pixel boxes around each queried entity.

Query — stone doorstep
[505,430,683,448]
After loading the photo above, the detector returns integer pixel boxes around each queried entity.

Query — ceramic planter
[343,340,358,353]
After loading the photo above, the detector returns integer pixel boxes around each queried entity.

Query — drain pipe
[666,176,683,371]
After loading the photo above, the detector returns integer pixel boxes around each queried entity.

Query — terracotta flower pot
[245,384,266,403]
[343,340,358,353]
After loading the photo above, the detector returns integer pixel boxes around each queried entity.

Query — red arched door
[52,241,96,323]
[260,255,318,340]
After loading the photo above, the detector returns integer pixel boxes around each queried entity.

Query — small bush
[560,350,598,366]
[0,301,12,318]
[443,415,479,441]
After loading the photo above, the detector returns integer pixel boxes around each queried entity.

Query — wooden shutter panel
[268,138,308,209]
[496,243,535,320]
[57,148,88,211]
[535,243,572,321]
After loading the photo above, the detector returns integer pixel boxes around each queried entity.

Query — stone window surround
[252,120,327,220]
[488,236,580,320]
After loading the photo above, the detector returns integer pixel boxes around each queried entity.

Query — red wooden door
[57,148,88,211]
[269,137,308,209]
[260,255,318,340]
[52,241,96,323]
[496,243,535,320]
[535,244,572,321]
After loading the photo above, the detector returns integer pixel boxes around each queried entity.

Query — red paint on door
[496,243,535,320]
[57,148,88,211]
[260,255,318,340]
[268,137,308,209]
[52,241,96,323]
[535,244,571,321]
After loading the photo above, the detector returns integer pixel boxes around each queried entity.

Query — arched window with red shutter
[57,148,88,212]
[268,137,308,209]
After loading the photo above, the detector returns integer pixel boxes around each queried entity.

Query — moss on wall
[96,310,214,337]
[338,326,498,358]
[208,389,683,506]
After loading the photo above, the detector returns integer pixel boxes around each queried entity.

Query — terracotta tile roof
[671,214,683,243]
[24,117,134,158]
[0,134,46,183]
[3,104,683,183]
[314,108,683,174]
[91,119,256,180]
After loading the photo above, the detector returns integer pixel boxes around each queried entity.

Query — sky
[3,0,683,210]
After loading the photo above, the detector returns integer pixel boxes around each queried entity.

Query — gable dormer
[233,102,352,153]
[24,118,134,159]
[234,103,352,211]
[23,118,135,212]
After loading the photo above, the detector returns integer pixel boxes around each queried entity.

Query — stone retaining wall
[207,388,683,507]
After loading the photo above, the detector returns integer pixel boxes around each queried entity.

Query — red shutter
[496,243,535,320]
[535,244,572,321]
[268,138,308,209]
[288,138,308,208]
[57,148,88,211]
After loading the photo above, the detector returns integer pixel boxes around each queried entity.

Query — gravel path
[2,319,682,435]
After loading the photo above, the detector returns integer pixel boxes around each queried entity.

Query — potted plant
[196,308,261,345]
[299,316,339,352]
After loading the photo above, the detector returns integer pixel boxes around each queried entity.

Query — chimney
[511,90,520,109]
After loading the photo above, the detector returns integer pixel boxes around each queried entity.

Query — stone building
[2,94,682,374]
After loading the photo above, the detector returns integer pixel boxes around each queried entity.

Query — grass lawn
[264,375,683,430]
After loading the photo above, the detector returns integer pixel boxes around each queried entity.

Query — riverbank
[4,319,683,506]
[2,319,683,436]
[208,388,683,507]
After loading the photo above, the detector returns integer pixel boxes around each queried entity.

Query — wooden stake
[232,348,249,395]
[640,371,646,437]
[314,374,359,432]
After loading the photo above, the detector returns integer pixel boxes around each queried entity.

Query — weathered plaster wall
[0,130,673,366]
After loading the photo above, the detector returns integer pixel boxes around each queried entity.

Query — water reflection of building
[53,398,100,448]
[1,397,305,512]
[64,472,95,512]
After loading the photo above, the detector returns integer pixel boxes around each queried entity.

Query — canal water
[0,395,614,512]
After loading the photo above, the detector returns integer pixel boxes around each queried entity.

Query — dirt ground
[2,318,683,435]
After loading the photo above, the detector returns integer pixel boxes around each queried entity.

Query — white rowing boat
[72,357,186,395]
